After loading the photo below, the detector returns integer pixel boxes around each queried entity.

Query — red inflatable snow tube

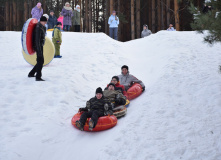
[21,18,38,55]
[127,83,143,100]
[71,112,117,132]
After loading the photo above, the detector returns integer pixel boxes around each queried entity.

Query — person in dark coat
[48,10,57,29]
[202,4,212,14]
[103,83,127,107]
[75,87,112,131]
[28,16,47,81]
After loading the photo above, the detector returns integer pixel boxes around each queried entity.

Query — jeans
[109,27,118,40]
[63,25,71,31]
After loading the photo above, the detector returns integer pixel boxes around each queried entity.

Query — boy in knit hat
[75,87,112,131]
[52,22,62,58]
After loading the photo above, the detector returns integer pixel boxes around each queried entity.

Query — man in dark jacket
[75,87,112,131]
[48,10,57,29]
[28,16,47,81]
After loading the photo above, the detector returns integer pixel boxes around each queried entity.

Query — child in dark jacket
[76,87,112,131]
[52,22,62,58]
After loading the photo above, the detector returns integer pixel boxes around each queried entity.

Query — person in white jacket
[108,10,119,40]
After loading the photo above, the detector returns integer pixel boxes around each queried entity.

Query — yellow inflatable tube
[22,37,55,66]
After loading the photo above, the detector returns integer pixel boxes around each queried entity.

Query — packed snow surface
[0,31,221,160]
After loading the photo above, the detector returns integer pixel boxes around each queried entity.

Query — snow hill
[0,31,221,160]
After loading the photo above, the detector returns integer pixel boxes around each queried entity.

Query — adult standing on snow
[167,24,176,31]
[48,10,57,29]
[28,16,47,81]
[118,65,145,91]
[73,5,81,32]
[141,24,152,38]
[108,10,119,40]
[61,2,73,31]
[31,2,43,21]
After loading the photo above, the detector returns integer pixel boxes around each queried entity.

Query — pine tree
[190,0,221,44]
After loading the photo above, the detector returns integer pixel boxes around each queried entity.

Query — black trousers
[74,25,80,32]
[29,48,44,78]
[80,110,104,128]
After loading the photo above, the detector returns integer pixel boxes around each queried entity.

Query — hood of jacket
[64,6,73,11]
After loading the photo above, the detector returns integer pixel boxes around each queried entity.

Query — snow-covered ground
[0,31,221,160]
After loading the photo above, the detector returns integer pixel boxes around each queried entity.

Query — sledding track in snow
[0,31,221,160]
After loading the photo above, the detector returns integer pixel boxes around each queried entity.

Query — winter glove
[142,87,145,92]
[79,108,88,112]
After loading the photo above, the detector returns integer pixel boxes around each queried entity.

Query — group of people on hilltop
[31,2,81,32]
[75,65,145,131]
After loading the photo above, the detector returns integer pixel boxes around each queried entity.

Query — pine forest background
[0,0,204,42]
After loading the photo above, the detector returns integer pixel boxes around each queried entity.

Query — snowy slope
[0,31,221,160]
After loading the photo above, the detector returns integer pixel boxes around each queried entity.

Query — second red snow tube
[21,18,38,55]
[127,83,143,100]
[71,112,117,132]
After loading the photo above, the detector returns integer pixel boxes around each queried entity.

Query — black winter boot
[75,120,84,131]
[89,119,94,131]
[36,78,45,81]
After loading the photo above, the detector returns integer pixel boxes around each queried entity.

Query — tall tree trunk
[17,0,20,31]
[118,0,121,41]
[93,0,95,32]
[110,0,113,15]
[161,0,164,30]
[9,1,13,30]
[148,0,152,31]
[79,0,82,32]
[30,0,33,18]
[33,0,37,6]
[136,0,140,38]
[13,1,17,31]
[85,0,88,32]
[131,0,135,40]
[5,1,9,31]
[157,0,161,31]
[152,0,155,33]
[105,0,109,35]
[166,0,170,27]
[24,0,28,22]
[96,0,99,32]
[42,0,47,13]
[89,0,92,32]
[174,0,180,31]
